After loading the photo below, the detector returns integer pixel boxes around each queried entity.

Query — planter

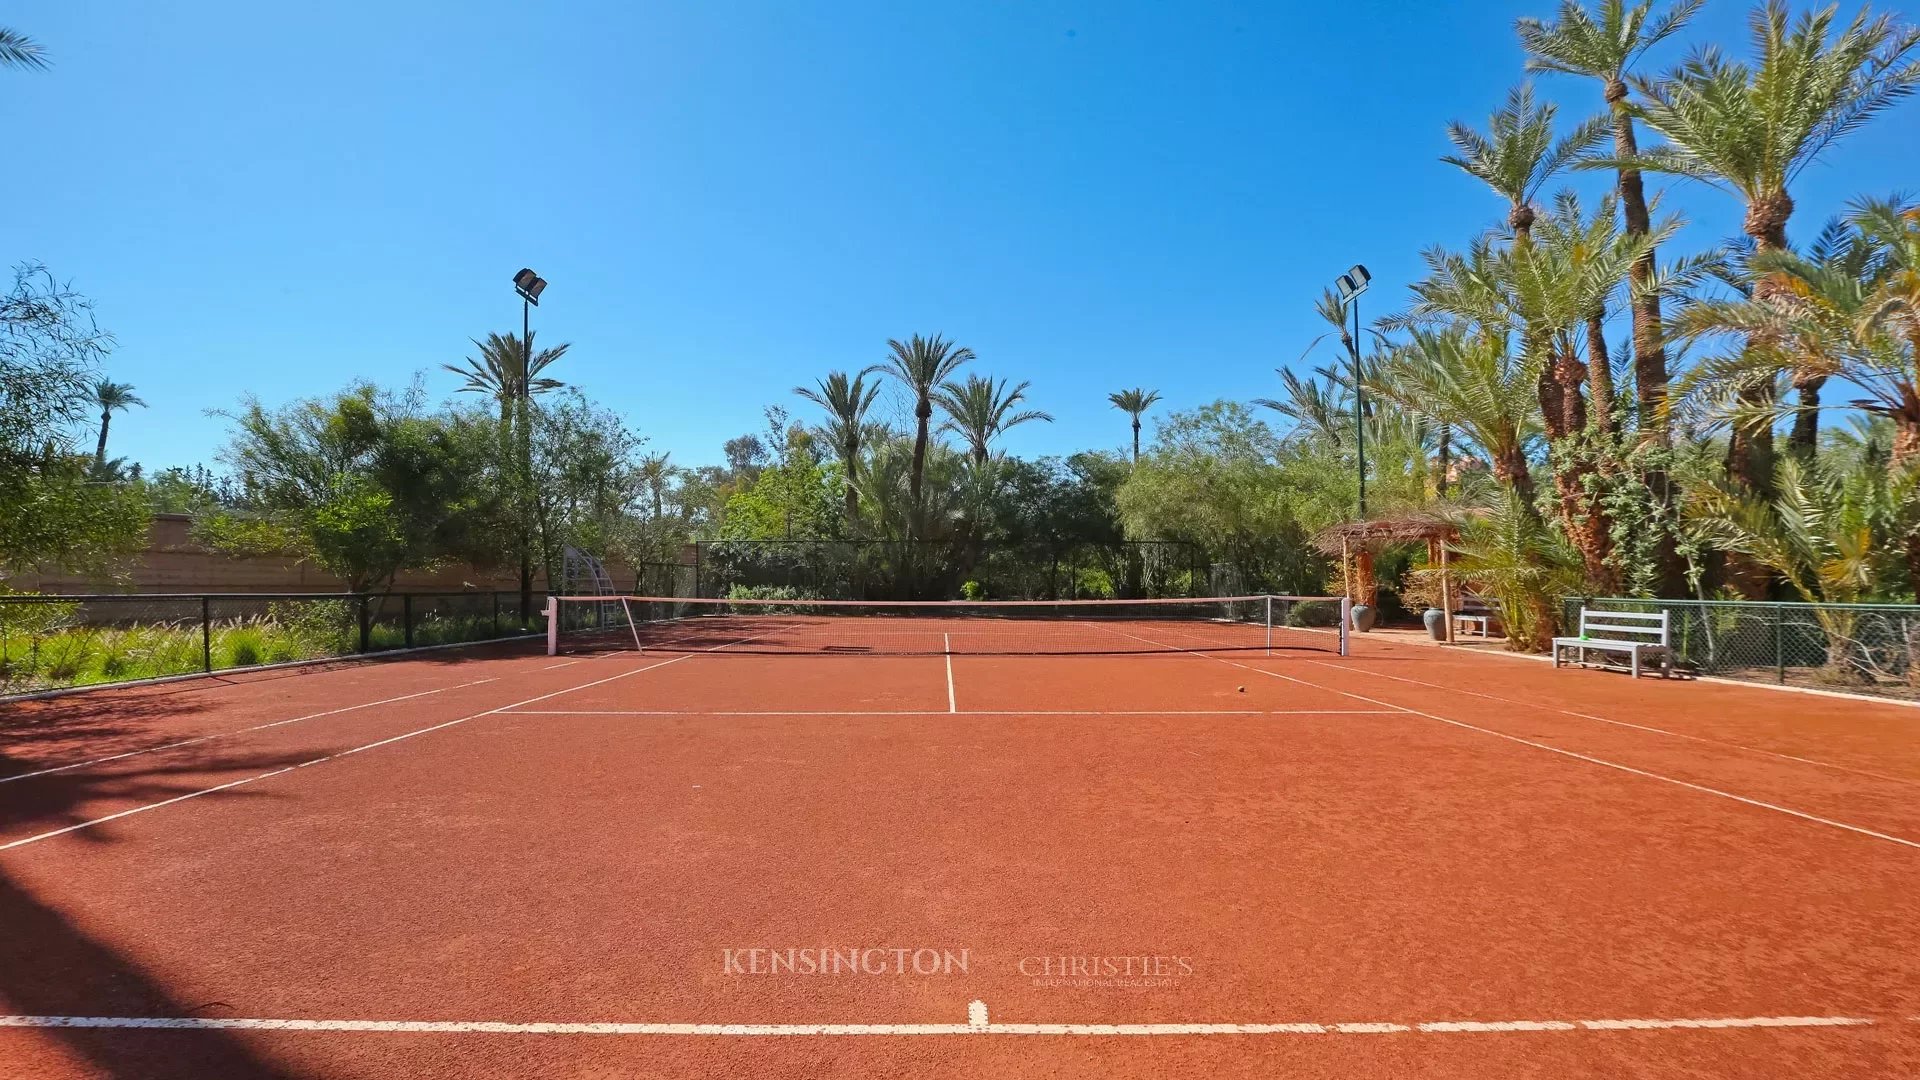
[1350,603,1376,633]
[1423,607,1447,640]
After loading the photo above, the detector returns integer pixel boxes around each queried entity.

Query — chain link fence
[1566,597,1920,699]
[690,540,1204,601]
[0,591,542,696]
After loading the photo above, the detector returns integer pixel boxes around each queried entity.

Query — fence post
[493,592,501,637]
[201,596,212,672]
[357,595,370,653]
[403,594,415,648]
[1774,603,1786,684]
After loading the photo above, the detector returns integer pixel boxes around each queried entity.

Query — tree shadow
[0,740,314,1079]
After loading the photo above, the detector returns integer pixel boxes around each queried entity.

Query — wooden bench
[1552,609,1672,679]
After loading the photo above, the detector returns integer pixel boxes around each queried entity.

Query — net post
[1338,596,1352,657]
[623,597,644,653]
[1264,595,1272,657]
[545,596,559,656]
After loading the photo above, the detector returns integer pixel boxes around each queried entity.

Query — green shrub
[1287,600,1339,627]
[960,580,986,601]
[1072,567,1115,600]
[221,623,267,668]
[726,584,822,614]
[269,599,354,656]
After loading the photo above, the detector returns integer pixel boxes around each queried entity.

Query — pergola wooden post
[1340,536,1352,604]
[1313,513,1462,641]
[1427,535,1455,643]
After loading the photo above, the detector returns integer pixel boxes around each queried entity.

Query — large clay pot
[1423,607,1447,640]
[1350,603,1377,633]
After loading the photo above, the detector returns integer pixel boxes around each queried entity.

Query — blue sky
[9,0,1919,472]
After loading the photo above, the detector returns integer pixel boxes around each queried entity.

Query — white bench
[1552,609,1672,679]
[1451,594,1500,639]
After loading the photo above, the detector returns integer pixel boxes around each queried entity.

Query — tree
[1852,196,1920,462]
[1675,219,1889,449]
[1521,0,1704,595]
[0,452,149,582]
[208,383,500,592]
[1625,0,1920,501]
[0,265,145,583]
[722,434,769,480]
[1114,402,1326,594]
[1451,487,1587,652]
[1688,453,1912,673]
[1399,197,1667,589]
[638,452,674,520]
[1255,369,1351,448]
[935,373,1052,463]
[794,370,882,525]
[0,28,48,70]
[445,330,569,617]
[90,379,144,473]
[1373,326,1542,504]
[1107,388,1161,463]
[717,457,843,542]
[2,264,112,464]
[1520,0,1700,426]
[1442,83,1608,243]
[876,333,974,539]
[525,391,652,585]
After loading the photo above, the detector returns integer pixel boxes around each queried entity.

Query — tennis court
[1,596,1918,1079]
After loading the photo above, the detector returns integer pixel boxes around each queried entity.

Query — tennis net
[545,594,1350,657]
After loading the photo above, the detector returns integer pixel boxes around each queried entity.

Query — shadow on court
[0,743,312,1079]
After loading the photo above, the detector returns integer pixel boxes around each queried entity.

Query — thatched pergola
[1313,512,1463,640]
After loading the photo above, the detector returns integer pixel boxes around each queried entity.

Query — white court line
[0,679,499,785]
[497,709,1406,717]
[944,634,956,713]
[1100,626,1920,852]
[0,1011,1883,1037]
[542,660,585,670]
[0,632,774,853]
[1291,654,1920,789]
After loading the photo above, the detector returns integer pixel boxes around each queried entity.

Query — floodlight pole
[1335,264,1372,521]
[512,268,548,622]
[1351,294,1365,520]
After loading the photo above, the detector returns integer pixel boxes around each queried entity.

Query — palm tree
[1674,217,1891,456]
[1255,370,1349,448]
[0,28,48,69]
[1520,0,1701,427]
[1688,454,1893,677]
[1107,388,1161,463]
[876,334,975,538]
[1442,83,1609,243]
[1374,326,1542,506]
[794,370,883,524]
[637,452,673,520]
[1451,486,1587,652]
[1624,0,1920,500]
[935,374,1052,464]
[445,330,569,413]
[1852,196,1920,463]
[90,379,144,472]
[445,330,570,618]
[1402,200,1667,587]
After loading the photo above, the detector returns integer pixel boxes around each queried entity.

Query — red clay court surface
[1,615,1918,1079]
